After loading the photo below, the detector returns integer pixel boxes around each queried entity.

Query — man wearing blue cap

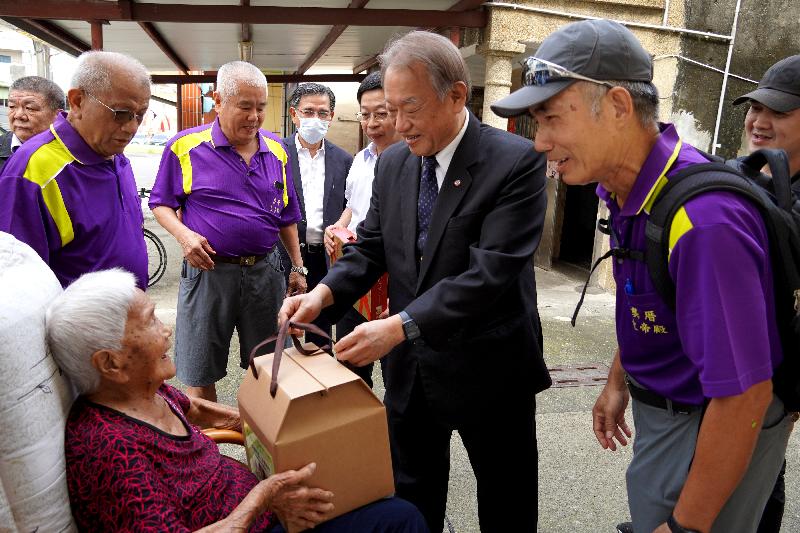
[492,19,792,533]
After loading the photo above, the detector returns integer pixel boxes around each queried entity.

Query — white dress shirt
[431,109,469,190]
[344,142,378,233]
[295,134,326,244]
[11,134,22,152]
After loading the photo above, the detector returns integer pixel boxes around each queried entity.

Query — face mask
[298,117,329,144]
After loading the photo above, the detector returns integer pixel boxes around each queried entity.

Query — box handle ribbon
[247,320,335,397]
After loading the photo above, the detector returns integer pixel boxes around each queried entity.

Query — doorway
[557,183,598,270]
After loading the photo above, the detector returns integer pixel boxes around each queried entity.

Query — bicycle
[138,188,167,288]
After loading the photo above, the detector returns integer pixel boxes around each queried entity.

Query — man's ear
[213,91,223,112]
[607,86,635,122]
[449,81,469,110]
[66,89,85,120]
[91,349,128,384]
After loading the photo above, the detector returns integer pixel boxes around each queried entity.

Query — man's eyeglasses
[86,92,146,124]
[522,57,614,89]
[355,111,389,123]
[296,108,331,120]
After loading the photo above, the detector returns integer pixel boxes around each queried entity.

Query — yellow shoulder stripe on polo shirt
[262,135,289,207]
[22,131,77,247]
[170,128,213,195]
[640,138,684,215]
[667,206,694,261]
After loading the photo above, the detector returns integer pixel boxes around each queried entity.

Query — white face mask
[298,117,330,145]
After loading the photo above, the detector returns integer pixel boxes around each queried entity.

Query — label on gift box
[243,421,274,480]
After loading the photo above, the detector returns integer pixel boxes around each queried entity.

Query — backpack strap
[571,215,645,326]
[732,148,793,211]
[645,162,776,310]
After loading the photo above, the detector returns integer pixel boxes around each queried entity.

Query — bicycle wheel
[143,228,167,287]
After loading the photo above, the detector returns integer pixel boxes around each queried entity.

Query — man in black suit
[279,31,550,532]
[280,83,353,344]
[1,76,64,171]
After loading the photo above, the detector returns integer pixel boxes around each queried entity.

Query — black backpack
[573,148,800,410]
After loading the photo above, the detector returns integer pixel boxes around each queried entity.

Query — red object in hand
[329,227,389,321]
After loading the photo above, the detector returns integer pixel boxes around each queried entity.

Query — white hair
[46,269,137,395]
[70,50,151,94]
[217,60,268,102]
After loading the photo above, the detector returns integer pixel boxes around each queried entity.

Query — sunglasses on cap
[86,92,147,125]
[522,57,614,89]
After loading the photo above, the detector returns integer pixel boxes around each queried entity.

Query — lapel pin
[454,179,462,187]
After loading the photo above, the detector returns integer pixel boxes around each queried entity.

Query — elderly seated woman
[46,269,427,532]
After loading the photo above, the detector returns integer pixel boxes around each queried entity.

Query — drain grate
[548,363,609,388]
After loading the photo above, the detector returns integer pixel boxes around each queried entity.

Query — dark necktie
[416,155,438,255]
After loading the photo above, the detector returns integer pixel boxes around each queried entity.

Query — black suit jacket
[0,131,12,173]
[279,135,353,274]
[322,112,551,422]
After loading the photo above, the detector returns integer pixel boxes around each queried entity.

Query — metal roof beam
[151,73,367,84]
[352,0,484,73]
[3,17,89,56]
[295,0,370,75]
[353,56,379,74]
[0,1,487,27]
[138,21,189,74]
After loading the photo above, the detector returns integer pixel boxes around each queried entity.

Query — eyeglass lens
[89,92,144,124]
[357,112,388,122]
[300,109,330,119]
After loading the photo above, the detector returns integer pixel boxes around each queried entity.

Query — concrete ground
[144,213,800,533]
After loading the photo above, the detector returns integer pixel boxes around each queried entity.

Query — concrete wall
[675,0,800,158]
[325,81,361,155]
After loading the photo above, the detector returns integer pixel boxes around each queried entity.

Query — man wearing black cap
[492,19,791,533]
[734,54,800,193]
[732,54,800,533]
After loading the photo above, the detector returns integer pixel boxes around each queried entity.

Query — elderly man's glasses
[522,57,614,89]
[355,111,389,123]
[86,92,146,124]
[296,108,331,120]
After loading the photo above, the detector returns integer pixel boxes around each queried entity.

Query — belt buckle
[241,255,256,266]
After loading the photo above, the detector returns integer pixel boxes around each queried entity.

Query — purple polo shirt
[0,112,148,289]
[149,119,300,257]
[598,123,782,404]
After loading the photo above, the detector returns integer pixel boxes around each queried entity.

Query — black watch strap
[667,515,701,533]
[398,310,420,341]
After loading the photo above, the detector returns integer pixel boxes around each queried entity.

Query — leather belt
[303,243,325,254]
[213,253,269,266]
[626,377,703,415]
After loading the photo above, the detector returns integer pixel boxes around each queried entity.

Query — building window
[0,55,11,63]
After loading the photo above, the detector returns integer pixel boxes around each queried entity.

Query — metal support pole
[176,82,183,132]
[710,0,743,155]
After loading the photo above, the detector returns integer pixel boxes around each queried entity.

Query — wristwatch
[398,311,421,341]
[290,265,308,276]
[667,515,701,533]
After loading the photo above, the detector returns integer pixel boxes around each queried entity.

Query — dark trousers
[335,307,374,388]
[301,244,331,348]
[387,374,538,533]
[269,496,428,533]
